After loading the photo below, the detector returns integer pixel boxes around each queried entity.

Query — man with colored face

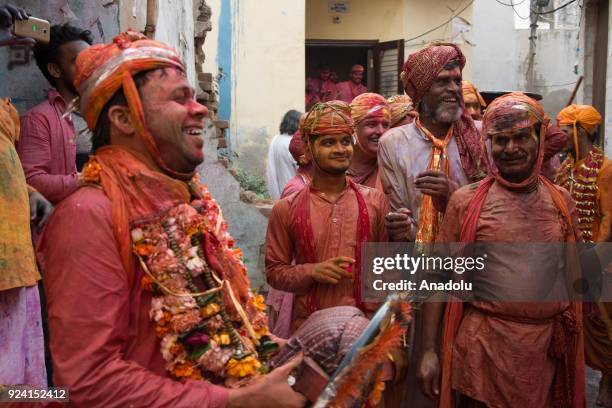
[378,43,487,244]
[461,80,486,121]
[17,24,94,204]
[419,93,585,408]
[305,77,320,112]
[36,31,309,408]
[265,101,390,331]
[347,92,390,190]
[336,64,368,104]
[316,66,337,102]
[554,104,612,407]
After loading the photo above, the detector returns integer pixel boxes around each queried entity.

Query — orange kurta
[265,182,388,330]
[437,180,582,408]
[0,98,39,291]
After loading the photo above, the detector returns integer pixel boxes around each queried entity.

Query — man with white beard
[378,43,487,244]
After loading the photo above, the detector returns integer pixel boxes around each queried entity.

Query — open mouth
[441,96,458,104]
[184,127,204,137]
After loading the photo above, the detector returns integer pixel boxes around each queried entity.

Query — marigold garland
[127,176,274,386]
[555,146,604,242]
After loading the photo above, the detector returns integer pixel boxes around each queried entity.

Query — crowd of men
[1,2,612,407]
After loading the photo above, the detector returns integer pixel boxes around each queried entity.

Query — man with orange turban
[347,92,390,189]
[387,94,416,128]
[419,93,585,407]
[555,104,612,407]
[461,80,486,121]
[36,31,311,407]
[266,101,390,330]
[0,4,53,390]
[336,64,368,104]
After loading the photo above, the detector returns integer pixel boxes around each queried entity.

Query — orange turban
[74,30,190,179]
[300,100,354,139]
[400,42,466,104]
[557,104,602,159]
[387,94,415,127]
[349,93,390,125]
[462,80,486,108]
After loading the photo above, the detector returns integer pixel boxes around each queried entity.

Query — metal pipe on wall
[145,0,158,39]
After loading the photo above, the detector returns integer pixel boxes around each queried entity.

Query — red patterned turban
[387,94,415,127]
[300,100,354,139]
[400,42,466,104]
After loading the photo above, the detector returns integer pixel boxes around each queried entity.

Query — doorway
[305,39,405,98]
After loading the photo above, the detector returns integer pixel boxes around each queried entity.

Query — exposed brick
[196,91,210,102]
[214,120,229,129]
[198,72,213,82]
[217,137,227,148]
[199,81,213,92]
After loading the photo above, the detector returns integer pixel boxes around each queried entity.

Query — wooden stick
[566,76,584,107]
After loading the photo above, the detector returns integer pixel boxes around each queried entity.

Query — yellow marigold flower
[82,158,102,184]
[226,356,261,378]
[201,302,221,318]
[213,333,231,346]
[252,294,266,312]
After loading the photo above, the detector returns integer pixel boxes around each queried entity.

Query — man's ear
[108,105,136,136]
[47,62,61,80]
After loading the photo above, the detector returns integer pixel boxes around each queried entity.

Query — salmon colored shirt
[265,181,388,330]
[437,180,579,408]
[17,89,79,204]
[37,187,228,408]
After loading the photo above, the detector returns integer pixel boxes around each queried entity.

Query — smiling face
[355,116,390,155]
[463,92,482,121]
[350,68,364,85]
[490,126,539,183]
[140,68,209,174]
[308,133,353,174]
[420,66,463,124]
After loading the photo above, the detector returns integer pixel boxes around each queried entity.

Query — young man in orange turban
[265,101,390,331]
[555,104,612,407]
[336,64,368,104]
[36,31,312,408]
[419,93,585,408]
[347,92,390,190]
[461,80,486,121]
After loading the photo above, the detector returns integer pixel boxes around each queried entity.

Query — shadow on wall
[539,88,572,120]
[236,126,270,179]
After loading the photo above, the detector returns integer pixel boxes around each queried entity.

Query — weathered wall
[154,0,197,85]
[403,0,474,81]
[306,0,405,42]
[229,0,305,178]
[472,0,581,119]
[0,0,121,113]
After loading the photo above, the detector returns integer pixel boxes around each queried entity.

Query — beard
[421,99,463,124]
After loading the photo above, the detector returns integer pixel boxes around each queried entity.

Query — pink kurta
[17,89,79,204]
[265,182,388,330]
[37,187,228,407]
[335,81,368,104]
[437,180,580,408]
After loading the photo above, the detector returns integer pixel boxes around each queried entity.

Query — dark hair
[279,110,302,135]
[33,23,94,86]
[91,70,154,151]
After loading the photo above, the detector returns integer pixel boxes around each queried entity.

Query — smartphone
[12,17,50,44]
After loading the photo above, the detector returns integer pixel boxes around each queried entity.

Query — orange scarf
[414,116,453,249]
